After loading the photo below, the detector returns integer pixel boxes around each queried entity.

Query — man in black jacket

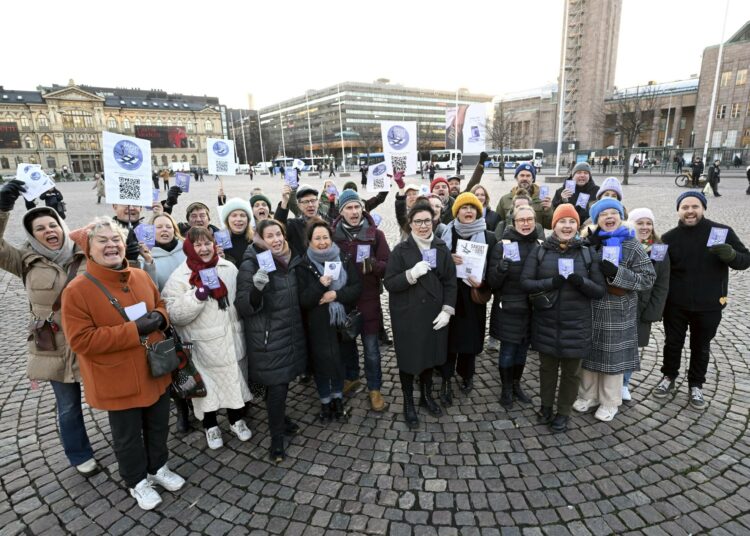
[690,156,704,187]
[653,191,750,408]
[706,159,721,197]
[551,161,599,224]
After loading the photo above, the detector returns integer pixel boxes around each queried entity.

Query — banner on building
[380,121,417,175]
[0,122,21,149]
[445,103,488,154]
[102,131,153,207]
[133,126,188,149]
[366,162,391,192]
[207,138,236,175]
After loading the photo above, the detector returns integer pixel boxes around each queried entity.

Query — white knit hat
[628,207,655,224]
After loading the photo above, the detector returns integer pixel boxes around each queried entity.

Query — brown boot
[369,390,386,412]
[343,379,362,395]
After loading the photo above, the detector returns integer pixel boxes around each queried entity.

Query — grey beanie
[572,162,592,177]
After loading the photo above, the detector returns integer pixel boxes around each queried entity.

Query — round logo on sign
[113,140,143,171]
[213,141,229,156]
[387,126,409,150]
[373,163,387,176]
[30,171,42,181]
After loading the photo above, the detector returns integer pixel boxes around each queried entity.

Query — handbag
[470,285,492,305]
[169,329,206,399]
[26,257,82,352]
[529,289,559,310]
[83,272,179,377]
[339,309,363,341]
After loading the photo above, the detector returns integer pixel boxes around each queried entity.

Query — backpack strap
[581,245,592,272]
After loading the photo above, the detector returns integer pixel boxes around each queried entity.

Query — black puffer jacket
[487,226,540,343]
[521,235,606,358]
[551,178,599,224]
[235,245,307,385]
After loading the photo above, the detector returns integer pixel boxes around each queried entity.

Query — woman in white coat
[162,226,252,450]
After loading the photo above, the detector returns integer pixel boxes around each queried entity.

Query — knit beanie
[343,181,358,191]
[430,177,449,192]
[221,197,253,224]
[676,190,707,210]
[590,198,625,223]
[404,183,420,194]
[451,192,484,218]
[338,189,362,210]
[249,194,272,209]
[515,162,536,180]
[186,202,210,221]
[552,204,580,228]
[572,162,592,178]
[596,177,623,200]
[628,207,655,224]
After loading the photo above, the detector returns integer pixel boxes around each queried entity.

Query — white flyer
[366,163,391,192]
[102,131,153,207]
[323,261,342,280]
[15,164,55,201]
[455,239,489,281]
[207,137,237,176]
[380,121,417,175]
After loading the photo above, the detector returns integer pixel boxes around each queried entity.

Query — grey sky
[4,0,749,108]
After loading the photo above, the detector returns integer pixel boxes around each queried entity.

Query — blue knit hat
[590,198,624,223]
[515,162,536,180]
[337,189,362,210]
[676,190,707,210]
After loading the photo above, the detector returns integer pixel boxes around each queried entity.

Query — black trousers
[662,306,722,388]
[266,383,289,439]
[441,352,476,381]
[709,178,720,196]
[203,407,244,429]
[108,390,171,488]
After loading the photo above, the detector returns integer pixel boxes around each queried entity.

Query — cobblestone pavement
[1,171,749,535]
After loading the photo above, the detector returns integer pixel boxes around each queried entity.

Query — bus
[429,149,462,170]
[485,149,544,170]
[357,153,386,166]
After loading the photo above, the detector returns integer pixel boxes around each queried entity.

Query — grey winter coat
[636,245,670,347]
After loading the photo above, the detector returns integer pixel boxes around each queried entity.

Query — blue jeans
[343,333,382,390]
[50,381,94,466]
[315,374,344,403]
[498,340,530,370]
[623,371,633,386]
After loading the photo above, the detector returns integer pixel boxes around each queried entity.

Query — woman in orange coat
[61,217,185,511]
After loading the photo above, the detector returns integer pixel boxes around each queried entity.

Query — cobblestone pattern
[1,173,749,535]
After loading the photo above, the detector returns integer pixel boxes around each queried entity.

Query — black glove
[568,273,584,287]
[601,260,618,278]
[496,258,511,273]
[551,274,565,289]
[710,243,737,263]
[0,180,27,212]
[125,238,141,262]
[134,312,161,336]
[165,186,182,207]
[479,151,489,164]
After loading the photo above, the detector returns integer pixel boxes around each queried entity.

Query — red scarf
[183,238,229,304]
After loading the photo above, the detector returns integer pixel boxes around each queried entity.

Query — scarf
[341,217,369,240]
[156,237,179,252]
[182,238,229,309]
[23,211,76,267]
[441,218,487,248]
[230,232,250,264]
[412,232,434,251]
[252,233,292,270]
[598,226,635,249]
[306,243,348,326]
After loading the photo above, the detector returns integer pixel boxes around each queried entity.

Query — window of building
[156,120,162,127]
[161,155,168,165]
[180,155,187,162]
[711,130,722,147]
[145,120,151,126]
[731,103,741,118]
[62,110,95,129]
[716,105,726,119]
[204,120,213,132]
[171,155,177,162]
[726,130,738,147]
[152,156,158,166]
[38,114,49,128]
[41,135,54,149]
[680,117,686,130]
[46,157,56,169]
[0,157,9,169]
[187,122,195,133]
[720,71,732,87]
[189,137,195,148]
[20,115,29,128]
[166,121,172,127]
[24,136,34,149]
[29,156,37,164]
[191,155,197,165]
[123,119,131,130]
[736,69,747,86]
[107,117,118,129]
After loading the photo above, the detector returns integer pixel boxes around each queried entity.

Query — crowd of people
[0,151,748,511]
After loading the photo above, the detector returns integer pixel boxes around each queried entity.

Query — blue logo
[373,163,387,176]
[113,140,143,171]
[213,141,229,156]
[30,171,42,181]
[387,126,409,150]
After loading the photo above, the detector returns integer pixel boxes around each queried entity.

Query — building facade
[0,81,225,176]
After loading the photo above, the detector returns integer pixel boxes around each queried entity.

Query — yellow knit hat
[452,192,484,218]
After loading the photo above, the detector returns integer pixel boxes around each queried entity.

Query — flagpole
[555,0,569,177]
[702,0,730,162]
[337,83,346,172]
[256,111,266,167]
[279,104,287,160]
[306,91,314,167]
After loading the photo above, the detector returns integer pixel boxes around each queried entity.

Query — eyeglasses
[298,199,318,206]
[514,218,535,224]
[411,219,432,227]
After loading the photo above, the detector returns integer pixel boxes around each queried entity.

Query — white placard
[102,131,153,207]
[461,102,487,154]
[380,121,417,175]
[455,239,488,281]
[366,163,391,192]
[207,137,236,176]
[323,261,342,280]
[16,164,55,201]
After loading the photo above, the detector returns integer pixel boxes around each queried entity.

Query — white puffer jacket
[162,258,251,420]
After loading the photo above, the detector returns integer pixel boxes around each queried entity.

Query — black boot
[536,406,554,424]
[500,368,513,410]
[331,397,345,420]
[439,377,453,407]
[284,416,299,435]
[512,364,533,404]
[403,390,419,429]
[319,402,332,423]
[269,435,285,462]
[419,379,443,417]
[174,398,190,434]
[550,414,570,433]
[459,376,474,395]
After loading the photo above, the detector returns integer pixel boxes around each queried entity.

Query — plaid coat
[587,235,656,374]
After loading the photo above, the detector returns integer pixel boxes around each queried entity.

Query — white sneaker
[130,478,162,510]
[594,406,618,422]
[75,458,98,476]
[205,426,223,450]
[486,337,500,352]
[621,385,632,401]
[229,419,252,442]
[147,464,185,492]
[573,398,598,413]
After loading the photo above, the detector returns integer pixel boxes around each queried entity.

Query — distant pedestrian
[93,173,105,204]
[329,162,336,177]
[707,159,721,197]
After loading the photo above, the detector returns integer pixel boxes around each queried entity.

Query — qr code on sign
[391,154,407,172]
[118,177,141,201]
[373,176,385,189]
[216,161,228,173]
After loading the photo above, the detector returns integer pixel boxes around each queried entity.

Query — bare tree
[485,102,516,180]
[607,85,659,185]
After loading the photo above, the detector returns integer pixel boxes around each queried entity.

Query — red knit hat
[552,203,580,228]
[430,177,449,192]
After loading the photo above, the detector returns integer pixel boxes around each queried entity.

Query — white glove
[409,261,431,281]
[432,311,451,331]
[253,270,269,291]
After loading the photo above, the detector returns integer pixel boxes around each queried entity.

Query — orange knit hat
[551,203,580,228]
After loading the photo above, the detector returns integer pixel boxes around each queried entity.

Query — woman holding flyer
[162,227,252,450]
[385,201,457,429]
[297,219,362,422]
[219,198,254,267]
[438,193,496,405]
[487,205,540,410]
[236,219,307,462]
[521,204,606,433]
[572,198,655,422]
[141,213,186,291]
